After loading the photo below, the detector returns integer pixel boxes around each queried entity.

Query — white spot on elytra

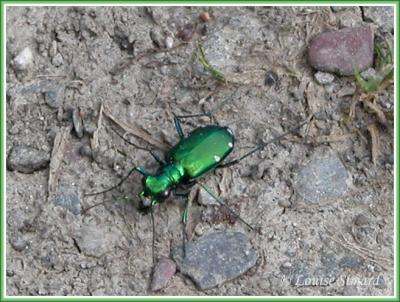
[228,142,233,148]
[214,155,221,162]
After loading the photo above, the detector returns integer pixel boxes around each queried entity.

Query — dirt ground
[5,6,394,296]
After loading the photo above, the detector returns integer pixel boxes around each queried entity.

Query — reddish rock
[308,26,374,76]
[150,256,176,291]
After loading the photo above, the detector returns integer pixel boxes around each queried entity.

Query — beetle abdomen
[166,125,234,179]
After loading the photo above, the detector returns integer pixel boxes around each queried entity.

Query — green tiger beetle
[85,112,311,265]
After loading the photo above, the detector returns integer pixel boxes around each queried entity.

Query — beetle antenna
[216,114,313,169]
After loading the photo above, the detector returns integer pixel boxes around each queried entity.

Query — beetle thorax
[144,164,184,199]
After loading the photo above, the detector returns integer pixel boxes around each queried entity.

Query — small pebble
[7,146,50,173]
[264,70,279,86]
[6,270,15,277]
[165,36,174,49]
[354,214,369,226]
[10,238,28,252]
[49,40,57,58]
[363,6,394,33]
[360,67,376,80]
[79,145,92,159]
[13,47,33,71]
[278,199,291,208]
[314,71,335,85]
[199,12,210,22]
[44,85,65,109]
[72,108,84,138]
[52,53,63,67]
[308,26,374,76]
[194,223,204,236]
[177,23,196,42]
[83,123,97,136]
[150,256,176,291]
[150,28,164,48]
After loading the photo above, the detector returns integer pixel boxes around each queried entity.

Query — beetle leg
[84,166,140,198]
[149,150,165,165]
[179,194,190,258]
[198,183,254,230]
[111,126,166,165]
[173,112,212,138]
[150,208,156,269]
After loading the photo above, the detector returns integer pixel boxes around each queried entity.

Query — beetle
[85,112,310,261]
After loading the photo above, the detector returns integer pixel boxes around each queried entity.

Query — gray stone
[51,53,64,66]
[295,150,350,203]
[72,108,83,138]
[149,28,165,49]
[278,199,291,208]
[73,225,111,258]
[44,85,65,109]
[336,8,363,28]
[354,214,369,226]
[150,256,176,291]
[339,255,362,269]
[363,6,394,33]
[374,275,386,289]
[165,36,174,49]
[308,26,374,76]
[79,145,92,159]
[264,70,279,87]
[10,237,28,252]
[360,67,376,80]
[55,185,81,215]
[171,231,257,290]
[314,71,335,85]
[7,146,50,173]
[13,47,33,71]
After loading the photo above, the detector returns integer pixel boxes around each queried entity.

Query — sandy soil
[6,6,394,296]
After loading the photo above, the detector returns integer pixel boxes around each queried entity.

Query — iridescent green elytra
[139,125,234,206]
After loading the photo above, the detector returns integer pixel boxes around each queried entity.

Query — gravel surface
[6,6,394,296]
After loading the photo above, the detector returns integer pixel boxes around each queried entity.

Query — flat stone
[308,26,374,76]
[7,146,50,173]
[73,225,112,258]
[171,231,257,290]
[295,150,350,203]
[150,256,176,291]
[55,185,81,215]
